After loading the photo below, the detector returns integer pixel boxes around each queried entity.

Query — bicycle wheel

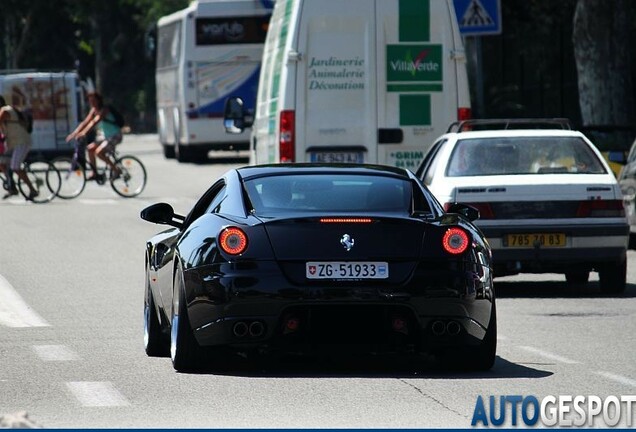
[110,155,147,198]
[52,156,86,199]
[18,160,61,203]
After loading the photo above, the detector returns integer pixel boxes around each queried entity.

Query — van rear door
[295,0,378,163]
[377,0,468,171]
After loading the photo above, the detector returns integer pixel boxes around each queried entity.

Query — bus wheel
[176,144,191,163]
[163,145,175,159]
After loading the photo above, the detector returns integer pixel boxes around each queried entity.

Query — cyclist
[66,91,122,180]
[0,96,38,200]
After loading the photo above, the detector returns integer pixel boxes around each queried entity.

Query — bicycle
[0,158,61,204]
[53,138,147,199]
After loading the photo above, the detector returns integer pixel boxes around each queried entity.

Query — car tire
[469,301,497,371]
[170,266,202,371]
[565,270,589,285]
[144,276,169,357]
[598,259,627,294]
[441,301,497,372]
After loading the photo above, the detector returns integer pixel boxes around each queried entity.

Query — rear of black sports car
[175,167,495,370]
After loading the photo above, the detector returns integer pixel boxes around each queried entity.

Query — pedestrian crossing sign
[453,0,501,36]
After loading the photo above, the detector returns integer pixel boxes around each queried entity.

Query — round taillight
[219,227,248,255]
[443,228,469,254]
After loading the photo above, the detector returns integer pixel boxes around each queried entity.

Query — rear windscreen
[446,136,607,176]
[244,174,415,214]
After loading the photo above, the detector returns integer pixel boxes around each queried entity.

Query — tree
[1,0,188,132]
[573,0,635,126]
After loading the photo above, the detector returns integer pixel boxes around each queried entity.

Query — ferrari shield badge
[340,234,355,251]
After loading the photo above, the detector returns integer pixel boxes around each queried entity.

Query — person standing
[0,96,38,200]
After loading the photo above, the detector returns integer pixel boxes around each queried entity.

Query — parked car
[415,119,629,293]
[140,164,495,372]
[607,137,636,246]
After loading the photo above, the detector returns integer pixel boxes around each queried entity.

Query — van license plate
[504,233,566,247]
[310,152,364,163]
[306,262,389,279]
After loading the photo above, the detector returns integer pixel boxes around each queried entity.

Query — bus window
[157,21,181,69]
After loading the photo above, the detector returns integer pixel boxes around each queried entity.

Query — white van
[0,71,83,156]
[224,0,471,170]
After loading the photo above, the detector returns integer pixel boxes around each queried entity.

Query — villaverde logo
[386,45,443,82]
[390,0,446,126]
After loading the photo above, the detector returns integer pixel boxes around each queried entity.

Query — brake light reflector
[576,200,625,217]
[443,227,470,254]
[219,227,248,255]
[458,107,472,121]
[279,110,295,162]
[320,218,373,223]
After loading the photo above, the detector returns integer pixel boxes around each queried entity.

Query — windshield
[446,136,607,176]
[244,174,414,215]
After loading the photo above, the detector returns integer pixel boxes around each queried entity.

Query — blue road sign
[260,0,275,10]
[454,0,501,36]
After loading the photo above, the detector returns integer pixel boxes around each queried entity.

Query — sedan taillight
[445,202,494,219]
[576,200,625,217]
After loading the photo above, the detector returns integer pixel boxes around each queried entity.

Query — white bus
[155,0,273,162]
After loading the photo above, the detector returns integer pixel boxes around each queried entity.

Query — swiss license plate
[306,261,389,279]
[310,152,364,163]
[504,233,566,247]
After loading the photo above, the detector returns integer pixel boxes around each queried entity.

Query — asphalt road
[0,135,635,428]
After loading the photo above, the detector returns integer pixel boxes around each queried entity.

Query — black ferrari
[141,164,495,372]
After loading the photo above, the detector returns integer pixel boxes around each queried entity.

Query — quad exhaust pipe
[431,320,462,336]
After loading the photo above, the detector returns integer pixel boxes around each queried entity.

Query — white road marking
[1,201,29,206]
[33,345,80,361]
[78,198,119,205]
[66,382,130,407]
[518,345,580,364]
[595,371,636,388]
[0,274,49,328]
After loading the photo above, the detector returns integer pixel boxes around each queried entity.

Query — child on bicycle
[66,91,122,180]
[0,96,38,200]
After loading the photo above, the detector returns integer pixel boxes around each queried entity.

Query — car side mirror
[446,202,480,221]
[140,202,184,228]
[224,97,252,133]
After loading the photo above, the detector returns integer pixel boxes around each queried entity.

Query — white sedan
[416,120,629,293]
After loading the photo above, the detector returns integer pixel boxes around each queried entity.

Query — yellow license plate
[504,233,566,247]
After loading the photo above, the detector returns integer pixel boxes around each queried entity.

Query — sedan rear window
[446,136,607,176]
[244,174,414,214]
